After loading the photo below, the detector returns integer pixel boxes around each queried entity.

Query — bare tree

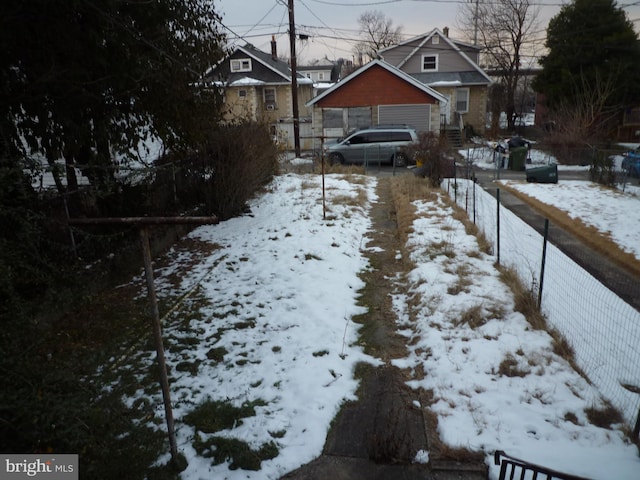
[542,70,620,165]
[458,0,540,131]
[354,10,403,63]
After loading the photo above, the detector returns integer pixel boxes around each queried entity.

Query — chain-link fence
[445,178,640,432]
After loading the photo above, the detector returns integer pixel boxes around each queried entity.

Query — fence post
[538,219,549,308]
[140,227,179,466]
[496,189,500,266]
[465,183,469,212]
[472,177,476,224]
[321,135,326,220]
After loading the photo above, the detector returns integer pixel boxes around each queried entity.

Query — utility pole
[473,0,480,45]
[288,0,301,157]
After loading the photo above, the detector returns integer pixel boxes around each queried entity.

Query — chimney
[443,26,449,38]
[271,35,277,60]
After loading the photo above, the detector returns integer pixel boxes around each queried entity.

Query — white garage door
[378,104,431,133]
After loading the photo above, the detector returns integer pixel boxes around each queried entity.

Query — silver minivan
[324,126,417,167]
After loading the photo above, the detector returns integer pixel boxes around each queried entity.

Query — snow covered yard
[392,185,639,479]
[110,170,639,479]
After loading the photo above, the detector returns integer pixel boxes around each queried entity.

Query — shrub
[402,132,454,187]
[589,150,616,187]
[164,121,279,220]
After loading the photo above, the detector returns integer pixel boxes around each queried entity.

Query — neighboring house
[306,59,447,147]
[204,41,314,149]
[297,57,341,84]
[378,27,492,141]
[618,107,640,142]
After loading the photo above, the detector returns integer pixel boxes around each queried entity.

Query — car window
[367,132,389,143]
[348,134,366,145]
[346,130,413,145]
[390,132,412,141]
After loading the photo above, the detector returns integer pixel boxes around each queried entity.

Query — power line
[308,0,571,6]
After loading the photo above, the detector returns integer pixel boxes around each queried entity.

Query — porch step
[444,128,462,148]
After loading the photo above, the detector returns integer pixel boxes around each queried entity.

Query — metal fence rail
[494,451,592,480]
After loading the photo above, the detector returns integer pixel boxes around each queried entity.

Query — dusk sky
[215,0,640,66]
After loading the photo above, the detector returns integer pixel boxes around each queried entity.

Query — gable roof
[306,59,447,106]
[298,57,335,70]
[378,28,492,85]
[379,28,481,56]
[205,44,313,86]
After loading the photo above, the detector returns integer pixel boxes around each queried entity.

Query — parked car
[324,126,418,167]
[622,149,640,177]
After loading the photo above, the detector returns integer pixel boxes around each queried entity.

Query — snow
[29,135,164,190]
[460,143,640,260]
[430,80,463,87]
[117,157,639,479]
[499,180,640,260]
[229,76,265,86]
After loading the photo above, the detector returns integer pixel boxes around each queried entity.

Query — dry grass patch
[421,401,486,465]
[499,182,640,278]
[498,353,530,377]
[299,179,317,190]
[447,265,473,295]
[454,304,487,329]
[330,191,366,209]
[447,196,492,255]
[498,266,545,329]
[319,163,366,175]
[585,403,624,429]
[498,265,590,381]
[341,172,369,184]
[390,176,439,245]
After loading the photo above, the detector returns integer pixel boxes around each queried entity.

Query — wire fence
[444,177,640,432]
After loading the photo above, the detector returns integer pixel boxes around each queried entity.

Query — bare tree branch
[458,0,540,131]
[354,10,403,63]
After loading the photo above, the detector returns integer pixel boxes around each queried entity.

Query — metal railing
[494,451,592,480]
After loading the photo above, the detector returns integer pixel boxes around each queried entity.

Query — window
[230,58,252,72]
[421,54,438,72]
[318,72,324,80]
[432,35,439,45]
[348,134,366,144]
[366,132,387,143]
[455,88,469,113]
[390,132,412,141]
[238,89,247,98]
[264,87,276,110]
[323,109,343,128]
[347,107,371,130]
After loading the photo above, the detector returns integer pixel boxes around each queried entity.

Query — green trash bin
[509,146,528,171]
[526,164,558,183]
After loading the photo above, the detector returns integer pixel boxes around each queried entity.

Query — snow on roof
[428,80,463,87]
[230,76,265,86]
[313,82,334,89]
